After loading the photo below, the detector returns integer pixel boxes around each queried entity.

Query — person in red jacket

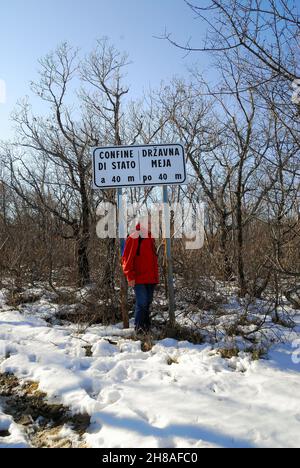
[122,218,159,334]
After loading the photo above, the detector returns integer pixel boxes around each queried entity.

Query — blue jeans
[134,284,156,332]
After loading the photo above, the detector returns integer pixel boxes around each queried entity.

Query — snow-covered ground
[0,288,300,448]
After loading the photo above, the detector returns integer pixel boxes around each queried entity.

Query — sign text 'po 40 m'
[92,144,186,189]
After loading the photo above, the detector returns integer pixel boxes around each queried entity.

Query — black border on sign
[92,143,187,189]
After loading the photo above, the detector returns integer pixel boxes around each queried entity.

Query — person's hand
[128,280,135,288]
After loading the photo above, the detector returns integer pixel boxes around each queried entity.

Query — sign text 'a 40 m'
[92,144,186,189]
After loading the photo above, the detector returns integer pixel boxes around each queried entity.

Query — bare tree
[165,0,299,82]
[7,41,134,290]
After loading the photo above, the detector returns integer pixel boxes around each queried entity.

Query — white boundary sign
[92,143,186,189]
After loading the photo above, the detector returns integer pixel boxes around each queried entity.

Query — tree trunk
[236,192,247,297]
[220,216,233,281]
[77,174,91,287]
[236,220,247,297]
[77,234,90,287]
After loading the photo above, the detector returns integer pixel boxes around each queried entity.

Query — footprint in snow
[99,388,122,406]
[28,354,37,363]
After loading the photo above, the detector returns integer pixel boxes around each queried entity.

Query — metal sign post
[162,185,176,327]
[117,187,129,329]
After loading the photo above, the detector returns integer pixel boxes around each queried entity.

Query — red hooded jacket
[122,225,159,285]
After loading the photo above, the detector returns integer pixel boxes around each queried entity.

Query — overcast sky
[0,0,211,141]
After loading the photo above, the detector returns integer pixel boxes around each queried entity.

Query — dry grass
[0,373,90,448]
